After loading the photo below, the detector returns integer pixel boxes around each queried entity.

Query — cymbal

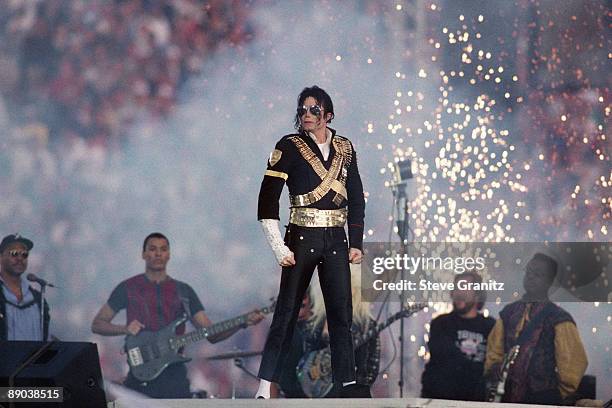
[205,350,263,360]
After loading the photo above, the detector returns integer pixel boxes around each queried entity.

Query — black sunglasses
[8,250,29,259]
[297,105,322,117]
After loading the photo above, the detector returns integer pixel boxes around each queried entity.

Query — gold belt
[289,208,347,228]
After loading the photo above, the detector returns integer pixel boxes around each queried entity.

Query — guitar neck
[173,302,275,349]
[500,345,520,375]
[353,305,425,349]
[353,313,402,349]
[175,314,248,348]
[488,345,519,401]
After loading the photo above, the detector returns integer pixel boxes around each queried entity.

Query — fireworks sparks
[385,12,525,243]
[377,2,609,243]
[367,3,610,375]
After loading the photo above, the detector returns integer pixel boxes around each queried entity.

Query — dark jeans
[124,363,191,399]
[258,225,355,384]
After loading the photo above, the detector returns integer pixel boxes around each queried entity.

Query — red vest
[125,274,185,334]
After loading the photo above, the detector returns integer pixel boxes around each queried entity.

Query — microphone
[26,273,56,288]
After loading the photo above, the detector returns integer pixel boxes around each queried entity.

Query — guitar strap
[514,302,556,346]
[492,302,557,401]
[176,282,192,319]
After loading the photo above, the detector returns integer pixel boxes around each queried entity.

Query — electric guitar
[487,344,520,402]
[296,303,426,397]
[125,299,276,382]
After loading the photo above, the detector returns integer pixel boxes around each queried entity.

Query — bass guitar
[125,299,276,382]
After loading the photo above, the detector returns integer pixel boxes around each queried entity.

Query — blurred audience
[0,0,255,146]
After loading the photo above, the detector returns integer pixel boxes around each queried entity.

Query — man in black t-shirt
[421,271,495,401]
[92,232,265,398]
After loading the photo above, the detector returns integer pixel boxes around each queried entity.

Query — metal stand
[392,185,411,398]
[233,358,259,379]
[39,284,46,341]
[231,357,259,399]
[229,351,260,398]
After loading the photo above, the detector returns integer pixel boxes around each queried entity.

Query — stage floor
[108,397,564,408]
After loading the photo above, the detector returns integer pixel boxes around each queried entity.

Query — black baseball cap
[0,234,34,252]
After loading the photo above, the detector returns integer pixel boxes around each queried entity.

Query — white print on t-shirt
[456,330,487,363]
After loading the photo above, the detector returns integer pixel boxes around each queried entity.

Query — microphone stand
[392,184,410,397]
[28,276,55,341]
[39,283,46,341]
[233,358,258,379]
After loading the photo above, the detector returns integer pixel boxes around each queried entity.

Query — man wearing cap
[0,234,50,341]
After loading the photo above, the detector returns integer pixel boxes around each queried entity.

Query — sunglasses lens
[298,105,322,117]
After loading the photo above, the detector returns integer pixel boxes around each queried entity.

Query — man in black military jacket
[255,86,365,398]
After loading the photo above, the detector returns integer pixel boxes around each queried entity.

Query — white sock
[342,380,356,387]
[255,379,271,399]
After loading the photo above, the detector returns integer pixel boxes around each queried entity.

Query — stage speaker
[0,341,106,408]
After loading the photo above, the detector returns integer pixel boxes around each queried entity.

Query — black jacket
[258,129,365,249]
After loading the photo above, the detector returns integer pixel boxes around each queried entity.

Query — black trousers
[258,225,356,384]
[124,363,191,398]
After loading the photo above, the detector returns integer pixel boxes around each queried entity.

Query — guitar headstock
[260,297,277,314]
[507,345,520,365]
[400,302,427,317]
[500,345,520,373]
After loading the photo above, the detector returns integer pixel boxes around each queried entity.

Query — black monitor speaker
[0,341,106,408]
